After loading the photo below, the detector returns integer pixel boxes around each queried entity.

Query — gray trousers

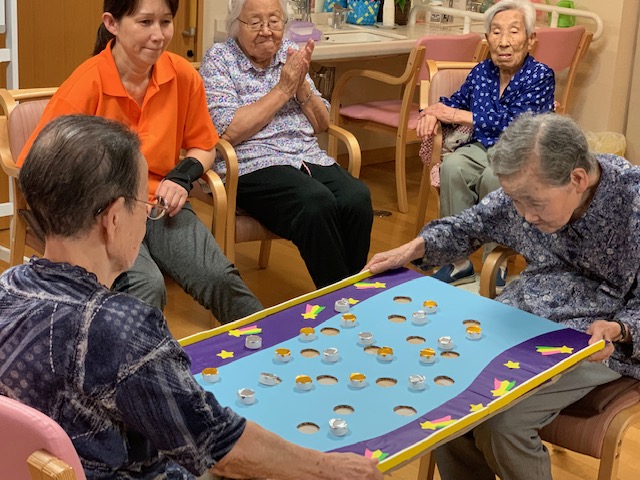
[111,202,263,324]
[439,142,501,218]
[435,361,621,480]
[440,142,502,260]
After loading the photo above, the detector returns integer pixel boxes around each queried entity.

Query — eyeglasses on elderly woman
[238,18,287,31]
[95,195,168,220]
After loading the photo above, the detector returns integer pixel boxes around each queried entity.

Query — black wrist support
[164,157,204,193]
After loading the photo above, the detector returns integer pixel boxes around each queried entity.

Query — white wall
[202,0,227,52]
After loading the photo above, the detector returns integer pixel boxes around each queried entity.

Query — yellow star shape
[420,421,436,430]
[347,298,359,305]
[470,403,484,412]
[301,312,317,319]
[374,282,386,288]
[559,346,574,354]
[228,329,241,337]
[504,360,520,369]
[216,350,234,359]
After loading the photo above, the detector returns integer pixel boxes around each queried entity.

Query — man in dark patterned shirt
[366,113,637,480]
[0,115,383,480]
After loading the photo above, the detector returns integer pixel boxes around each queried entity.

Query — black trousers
[237,163,373,288]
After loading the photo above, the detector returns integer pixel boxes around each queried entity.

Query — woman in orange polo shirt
[19,0,262,323]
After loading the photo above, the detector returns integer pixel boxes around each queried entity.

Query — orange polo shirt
[18,41,218,195]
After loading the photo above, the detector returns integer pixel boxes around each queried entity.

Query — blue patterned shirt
[414,155,640,380]
[441,55,555,147]
[200,38,334,180]
[0,259,246,479]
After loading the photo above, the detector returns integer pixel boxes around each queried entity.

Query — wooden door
[17,0,200,88]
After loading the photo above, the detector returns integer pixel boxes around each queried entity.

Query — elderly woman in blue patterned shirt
[418,0,555,286]
[199,0,373,289]
[366,112,638,480]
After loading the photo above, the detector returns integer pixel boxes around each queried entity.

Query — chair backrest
[0,88,58,177]
[533,26,587,73]
[0,395,85,480]
[421,60,477,109]
[532,26,592,115]
[415,33,483,85]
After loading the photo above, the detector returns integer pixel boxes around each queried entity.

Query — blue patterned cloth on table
[347,0,381,25]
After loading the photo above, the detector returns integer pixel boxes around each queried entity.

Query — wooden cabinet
[17,0,201,88]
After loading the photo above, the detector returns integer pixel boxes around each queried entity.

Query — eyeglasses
[133,196,168,220]
[238,18,287,31]
[94,195,168,221]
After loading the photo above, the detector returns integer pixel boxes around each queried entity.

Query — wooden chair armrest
[215,138,239,257]
[201,169,226,244]
[479,246,519,299]
[326,124,361,178]
[330,46,426,111]
[27,449,77,480]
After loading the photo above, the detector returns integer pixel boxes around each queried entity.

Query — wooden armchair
[414,60,478,234]
[219,124,361,267]
[330,34,483,214]
[0,395,85,480]
[479,246,640,480]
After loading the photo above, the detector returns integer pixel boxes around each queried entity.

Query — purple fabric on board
[184,268,420,375]
[329,328,592,456]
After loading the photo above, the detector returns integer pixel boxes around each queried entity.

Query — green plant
[395,0,409,13]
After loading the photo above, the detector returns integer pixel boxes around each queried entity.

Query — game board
[179,268,603,472]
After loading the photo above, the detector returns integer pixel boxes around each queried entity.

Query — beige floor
[3,156,639,479]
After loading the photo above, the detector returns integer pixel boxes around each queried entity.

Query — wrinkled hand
[416,113,438,138]
[278,40,314,96]
[155,179,188,217]
[364,238,426,274]
[586,319,619,362]
[324,453,383,480]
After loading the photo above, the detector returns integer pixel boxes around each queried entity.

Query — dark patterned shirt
[441,54,555,147]
[414,154,640,380]
[0,259,246,479]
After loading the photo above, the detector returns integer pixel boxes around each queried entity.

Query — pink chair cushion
[340,100,421,129]
[539,380,640,458]
[533,26,586,73]
[0,395,86,480]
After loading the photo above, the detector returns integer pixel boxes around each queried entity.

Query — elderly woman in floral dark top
[366,112,637,480]
[200,0,373,289]
[0,115,382,480]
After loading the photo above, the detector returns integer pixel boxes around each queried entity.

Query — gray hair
[484,0,536,37]
[226,0,289,39]
[20,115,141,238]
[489,112,596,186]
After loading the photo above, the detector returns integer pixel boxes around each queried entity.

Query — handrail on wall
[409,2,603,41]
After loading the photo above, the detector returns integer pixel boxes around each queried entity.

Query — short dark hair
[93,0,179,55]
[19,115,142,238]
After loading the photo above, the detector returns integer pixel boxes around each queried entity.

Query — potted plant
[394,0,412,25]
